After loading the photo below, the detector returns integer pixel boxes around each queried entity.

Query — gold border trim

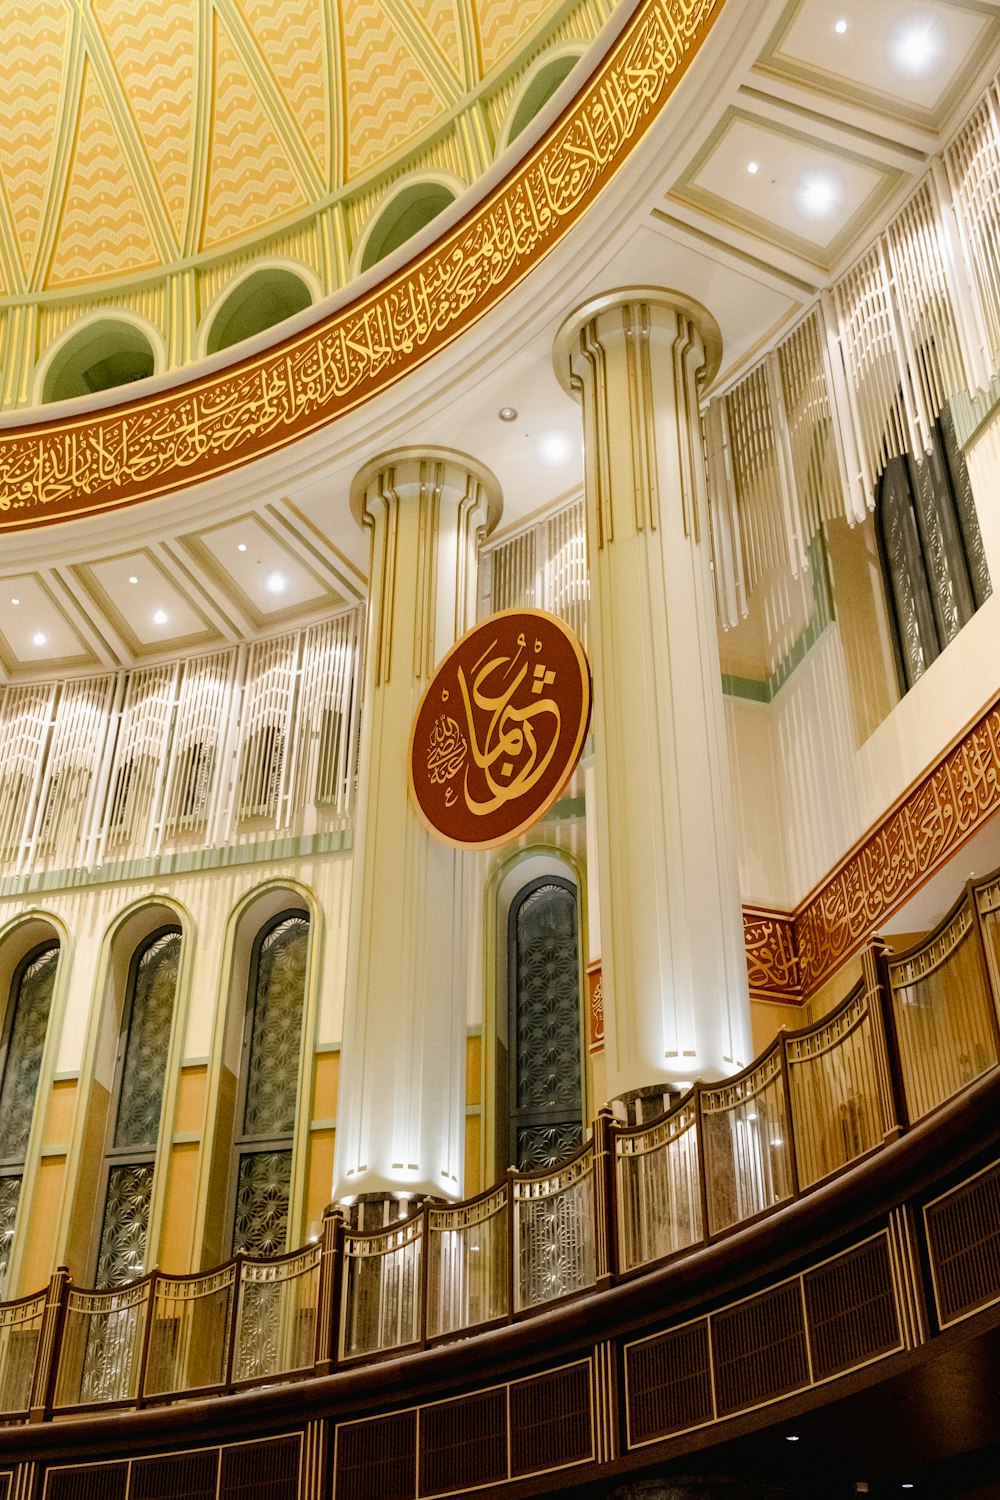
[0,0,725,531]
[744,692,1000,999]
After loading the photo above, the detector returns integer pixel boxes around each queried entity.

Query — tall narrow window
[0,942,58,1292]
[231,912,309,1256]
[95,929,180,1287]
[508,879,583,1171]
[876,410,991,691]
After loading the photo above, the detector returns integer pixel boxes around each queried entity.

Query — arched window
[360,182,455,273]
[206,268,313,356]
[41,319,155,404]
[94,928,180,1287]
[230,911,309,1256]
[506,53,578,145]
[876,410,991,691]
[0,942,58,1291]
[507,878,583,1171]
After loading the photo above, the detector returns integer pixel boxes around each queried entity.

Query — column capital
[349,444,503,535]
[552,285,723,396]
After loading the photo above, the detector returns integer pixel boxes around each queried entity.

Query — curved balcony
[0,863,998,1495]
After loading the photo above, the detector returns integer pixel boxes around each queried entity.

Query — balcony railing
[5,865,1000,1422]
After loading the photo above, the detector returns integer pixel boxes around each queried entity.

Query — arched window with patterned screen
[507,877,583,1172]
[94,928,181,1287]
[0,941,58,1293]
[230,911,309,1256]
[876,410,991,691]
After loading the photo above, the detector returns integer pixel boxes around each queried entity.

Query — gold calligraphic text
[427,714,468,784]
[743,912,802,1001]
[740,696,1000,998]
[587,962,604,1052]
[409,609,591,849]
[0,0,722,529]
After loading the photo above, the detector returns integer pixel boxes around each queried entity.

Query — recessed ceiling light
[237,543,247,552]
[153,609,168,625]
[32,632,46,647]
[10,597,19,606]
[128,575,138,585]
[786,1434,800,1443]
[835,18,847,34]
[538,431,574,467]
[266,571,288,594]
[891,18,940,75]
[498,406,518,422]
[798,172,840,218]
[747,160,759,174]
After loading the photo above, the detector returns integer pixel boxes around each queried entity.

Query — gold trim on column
[0,0,725,530]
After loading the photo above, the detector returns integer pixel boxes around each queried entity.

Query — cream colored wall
[727,409,1000,914]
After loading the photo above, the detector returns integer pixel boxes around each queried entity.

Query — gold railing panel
[785,984,891,1189]
[0,1290,45,1417]
[701,1047,793,1237]
[340,1217,423,1360]
[427,1187,509,1339]
[233,1244,321,1385]
[53,1280,152,1409]
[615,1098,702,1273]
[513,1146,596,1312]
[143,1266,235,1398]
[887,897,998,1122]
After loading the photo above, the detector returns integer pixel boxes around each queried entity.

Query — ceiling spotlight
[153,609,168,625]
[10,597,19,606]
[237,543,247,552]
[265,571,288,594]
[32,632,46,646]
[538,431,574,467]
[498,406,518,422]
[747,160,759,174]
[892,18,940,74]
[128,575,138,585]
[799,173,839,217]
[835,18,847,33]
[786,1434,800,1443]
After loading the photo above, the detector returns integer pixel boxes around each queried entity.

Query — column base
[609,1083,685,1128]
[335,1192,433,1232]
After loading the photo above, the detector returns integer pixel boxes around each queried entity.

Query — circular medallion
[409,609,592,849]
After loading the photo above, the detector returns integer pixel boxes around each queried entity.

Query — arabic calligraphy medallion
[410,609,592,849]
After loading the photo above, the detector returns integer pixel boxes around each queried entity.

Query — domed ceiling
[0,0,606,320]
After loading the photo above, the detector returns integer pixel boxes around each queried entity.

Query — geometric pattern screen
[232,914,308,1256]
[96,930,181,1288]
[0,942,59,1293]
[510,882,583,1171]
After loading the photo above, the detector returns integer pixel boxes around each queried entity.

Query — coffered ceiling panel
[757,0,1000,127]
[181,514,346,628]
[73,551,217,655]
[672,111,904,268]
[0,576,95,675]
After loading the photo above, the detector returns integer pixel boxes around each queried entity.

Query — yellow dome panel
[232,0,331,185]
[0,0,69,283]
[46,57,161,289]
[91,0,197,251]
[407,0,466,86]
[475,0,552,76]
[200,11,310,250]
[341,0,446,177]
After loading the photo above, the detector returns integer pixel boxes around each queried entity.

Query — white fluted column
[555,288,751,1094]
[332,448,501,1204]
